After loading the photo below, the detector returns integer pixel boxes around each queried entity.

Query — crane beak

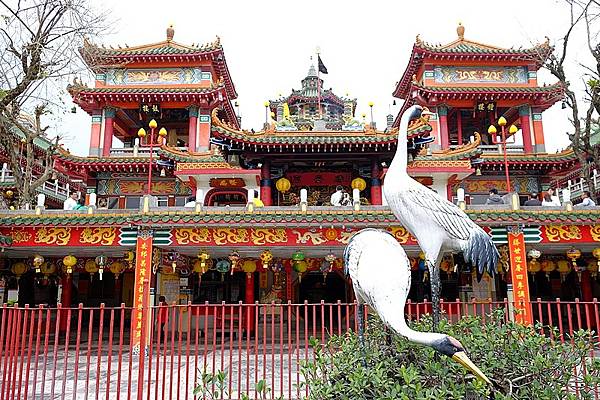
[451,351,492,385]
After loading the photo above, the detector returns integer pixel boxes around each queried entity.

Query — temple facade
[0,25,598,333]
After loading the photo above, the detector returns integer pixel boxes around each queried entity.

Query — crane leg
[357,303,367,368]
[426,252,444,332]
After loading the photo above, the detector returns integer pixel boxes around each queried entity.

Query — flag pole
[316,46,321,120]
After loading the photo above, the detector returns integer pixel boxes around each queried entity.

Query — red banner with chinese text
[131,232,153,350]
[507,230,533,325]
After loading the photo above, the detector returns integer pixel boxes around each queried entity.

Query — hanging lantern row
[228,251,240,275]
[260,250,273,269]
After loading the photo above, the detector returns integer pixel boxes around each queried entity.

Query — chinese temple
[0,24,599,333]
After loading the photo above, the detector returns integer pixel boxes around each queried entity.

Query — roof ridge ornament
[457,22,465,40]
[166,24,174,42]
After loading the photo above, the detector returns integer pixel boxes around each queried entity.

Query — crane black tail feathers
[462,229,499,280]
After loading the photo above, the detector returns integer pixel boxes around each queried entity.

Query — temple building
[0,25,598,334]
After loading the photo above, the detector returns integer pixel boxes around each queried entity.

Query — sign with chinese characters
[131,230,153,351]
[507,228,533,325]
[139,103,161,117]
[474,101,496,114]
[434,66,528,84]
[209,178,246,188]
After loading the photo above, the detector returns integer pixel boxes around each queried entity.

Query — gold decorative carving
[10,229,32,243]
[174,228,211,244]
[251,229,287,245]
[34,227,71,246]
[591,225,600,242]
[292,230,326,245]
[387,227,411,243]
[544,225,582,242]
[336,231,355,245]
[213,228,249,245]
[79,227,116,246]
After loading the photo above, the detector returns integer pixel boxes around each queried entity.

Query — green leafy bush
[300,310,600,400]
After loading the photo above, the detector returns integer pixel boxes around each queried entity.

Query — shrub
[300,310,600,400]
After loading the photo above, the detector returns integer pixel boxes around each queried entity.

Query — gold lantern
[197,250,210,273]
[193,258,212,282]
[566,247,581,268]
[84,259,99,280]
[351,177,367,192]
[32,254,45,274]
[541,260,556,278]
[557,260,571,281]
[587,260,599,279]
[63,255,77,275]
[592,248,600,269]
[527,249,542,275]
[11,261,27,278]
[241,259,257,278]
[124,250,135,269]
[293,260,308,282]
[110,261,125,279]
[260,250,273,269]
[275,178,291,193]
[40,262,56,277]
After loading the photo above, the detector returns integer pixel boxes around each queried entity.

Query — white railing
[109,146,189,157]
[562,169,599,198]
[1,163,71,200]
[477,144,525,154]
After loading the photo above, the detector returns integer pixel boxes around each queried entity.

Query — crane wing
[404,187,475,241]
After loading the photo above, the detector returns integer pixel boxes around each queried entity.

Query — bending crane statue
[383,105,499,328]
[344,229,491,384]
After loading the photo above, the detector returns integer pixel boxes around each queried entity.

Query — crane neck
[388,111,409,176]
[394,316,446,346]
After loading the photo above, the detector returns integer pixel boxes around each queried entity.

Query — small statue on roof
[166,24,174,41]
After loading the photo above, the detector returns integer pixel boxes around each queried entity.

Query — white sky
[54,0,592,156]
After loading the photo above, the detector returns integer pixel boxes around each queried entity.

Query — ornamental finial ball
[498,116,507,127]
[264,101,270,107]
[149,119,158,129]
[158,127,167,137]
[457,22,465,40]
[166,24,174,41]
[368,101,374,107]
[487,125,497,135]
[137,128,146,138]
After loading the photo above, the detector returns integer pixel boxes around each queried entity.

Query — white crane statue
[344,228,491,384]
[383,104,499,328]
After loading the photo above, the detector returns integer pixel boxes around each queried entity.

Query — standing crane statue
[344,228,491,384]
[383,105,499,329]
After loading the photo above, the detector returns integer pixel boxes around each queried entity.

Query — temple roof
[480,147,579,170]
[393,23,552,99]
[210,109,432,150]
[80,27,237,99]
[0,208,598,227]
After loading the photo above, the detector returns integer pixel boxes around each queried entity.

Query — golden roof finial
[166,24,175,41]
[457,22,465,40]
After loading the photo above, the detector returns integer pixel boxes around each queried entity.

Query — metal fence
[0,299,598,399]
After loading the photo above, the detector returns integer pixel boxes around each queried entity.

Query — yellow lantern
[5,190,13,198]
[528,259,541,273]
[241,259,257,278]
[11,261,27,278]
[557,260,571,281]
[566,247,581,268]
[32,254,45,273]
[541,260,556,277]
[40,262,56,277]
[587,260,598,278]
[124,251,135,269]
[85,259,98,280]
[193,258,212,282]
[351,177,367,192]
[592,248,600,269]
[509,125,518,135]
[110,261,125,279]
[260,250,273,269]
[197,250,210,272]
[275,178,291,193]
[148,119,158,129]
[293,260,308,282]
[63,255,77,275]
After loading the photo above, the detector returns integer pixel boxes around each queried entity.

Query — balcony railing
[560,169,599,198]
[0,163,73,201]
[108,146,188,157]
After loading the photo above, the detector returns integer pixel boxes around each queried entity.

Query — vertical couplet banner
[507,229,533,325]
[131,230,153,351]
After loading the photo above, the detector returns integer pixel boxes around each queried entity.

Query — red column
[101,108,116,157]
[198,109,211,151]
[89,110,102,156]
[188,106,198,152]
[370,161,382,205]
[260,161,272,206]
[59,274,72,331]
[438,106,449,150]
[519,106,533,154]
[245,273,255,335]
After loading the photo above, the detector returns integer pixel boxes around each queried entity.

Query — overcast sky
[54,0,592,156]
